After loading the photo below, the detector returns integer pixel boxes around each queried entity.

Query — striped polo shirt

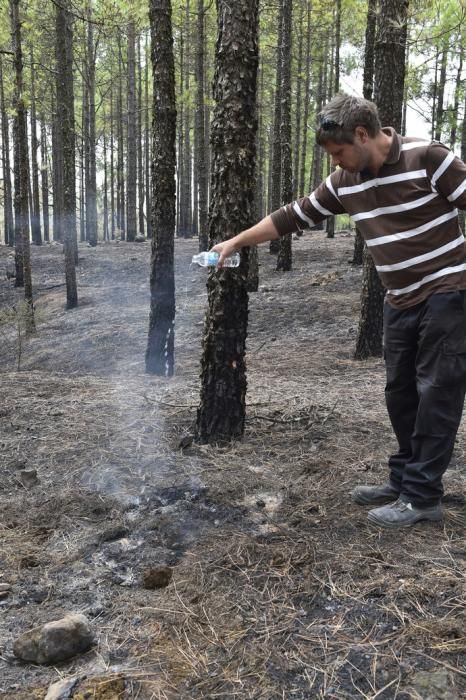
[271,128,466,309]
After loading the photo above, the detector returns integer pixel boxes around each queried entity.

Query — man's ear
[354,126,369,143]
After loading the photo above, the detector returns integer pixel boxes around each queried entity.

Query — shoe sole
[367,512,444,528]
[352,492,399,506]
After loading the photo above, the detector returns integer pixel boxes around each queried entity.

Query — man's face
[323,129,370,173]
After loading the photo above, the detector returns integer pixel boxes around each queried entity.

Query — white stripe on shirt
[352,192,438,223]
[366,209,458,247]
[401,141,430,151]
[431,151,455,187]
[293,201,315,228]
[387,263,466,296]
[325,175,341,204]
[448,179,466,203]
[310,192,333,217]
[376,235,465,272]
[338,170,427,197]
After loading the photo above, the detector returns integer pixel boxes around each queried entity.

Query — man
[212,92,466,529]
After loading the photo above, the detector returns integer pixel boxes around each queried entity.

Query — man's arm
[211,215,279,267]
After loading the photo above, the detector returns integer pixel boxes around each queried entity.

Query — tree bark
[56,0,78,308]
[277,0,293,272]
[29,48,41,245]
[196,0,259,443]
[0,57,14,246]
[10,0,34,330]
[126,19,137,241]
[40,119,50,242]
[145,0,176,376]
[196,0,208,250]
[355,0,408,359]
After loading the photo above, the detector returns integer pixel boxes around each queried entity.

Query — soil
[0,233,464,700]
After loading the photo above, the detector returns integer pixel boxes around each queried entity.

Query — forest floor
[0,233,464,700]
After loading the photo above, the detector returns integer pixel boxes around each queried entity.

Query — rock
[135,234,146,242]
[18,469,39,488]
[45,676,80,700]
[0,590,10,601]
[13,613,94,664]
[143,566,173,589]
[98,526,129,544]
[0,583,11,592]
[409,669,459,700]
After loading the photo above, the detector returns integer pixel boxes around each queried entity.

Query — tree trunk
[298,1,312,198]
[450,46,463,150]
[196,0,259,443]
[326,0,341,240]
[353,0,377,265]
[126,19,137,241]
[196,0,208,250]
[56,0,78,308]
[434,44,448,142]
[276,0,293,272]
[29,48,41,245]
[86,3,98,246]
[137,35,145,237]
[0,57,14,246]
[145,0,176,376]
[52,93,63,242]
[355,0,408,359]
[40,119,50,242]
[269,5,283,255]
[145,31,151,239]
[117,38,125,239]
[10,0,34,330]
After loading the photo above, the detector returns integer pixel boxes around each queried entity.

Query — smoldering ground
[0,235,464,699]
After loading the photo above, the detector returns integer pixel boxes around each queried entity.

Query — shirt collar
[383,126,401,165]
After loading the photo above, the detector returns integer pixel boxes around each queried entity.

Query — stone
[134,234,146,242]
[18,469,39,488]
[0,583,11,592]
[13,613,94,664]
[45,676,80,700]
[143,566,173,589]
[408,669,459,700]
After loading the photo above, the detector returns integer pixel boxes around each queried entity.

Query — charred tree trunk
[11,0,34,330]
[0,57,14,246]
[196,0,208,250]
[40,119,50,242]
[56,0,78,308]
[137,36,145,237]
[29,49,41,245]
[52,93,63,242]
[298,1,312,198]
[196,0,258,443]
[126,19,137,241]
[326,0,341,239]
[86,4,97,246]
[276,0,293,272]
[353,0,377,266]
[355,0,408,359]
[269,5,283,255]
[145,0,176,375]
[145,32,151,239]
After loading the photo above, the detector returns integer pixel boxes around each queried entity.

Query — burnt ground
[0,233,464,700]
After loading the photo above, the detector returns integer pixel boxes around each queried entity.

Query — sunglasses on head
[319,117,342,130]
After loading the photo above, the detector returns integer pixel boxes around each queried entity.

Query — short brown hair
[316,93,382,145]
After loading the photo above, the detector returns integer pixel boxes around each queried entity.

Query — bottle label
[207,252,219,265]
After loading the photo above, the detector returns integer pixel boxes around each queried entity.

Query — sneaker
[351,482,399,506]
[367,499,443,529]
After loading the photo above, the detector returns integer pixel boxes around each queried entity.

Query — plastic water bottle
[191,251,240,268]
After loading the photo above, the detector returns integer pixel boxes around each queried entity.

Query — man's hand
[211,239,238,268]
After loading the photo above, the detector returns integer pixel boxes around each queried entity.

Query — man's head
[316,93,383,174]
[316,93,381,146]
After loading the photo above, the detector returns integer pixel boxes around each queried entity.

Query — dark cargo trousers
[384,290,466,507]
